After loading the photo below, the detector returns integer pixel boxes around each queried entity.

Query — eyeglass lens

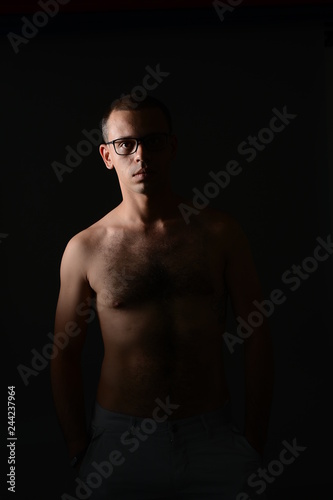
[114,134,168,155]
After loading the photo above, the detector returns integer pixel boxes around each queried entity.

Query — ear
[99,144,115,170]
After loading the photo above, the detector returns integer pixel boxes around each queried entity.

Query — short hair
[100,94,172,143]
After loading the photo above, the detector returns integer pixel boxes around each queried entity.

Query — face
[99,107,177,195]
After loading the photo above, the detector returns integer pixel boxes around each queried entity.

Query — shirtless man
[51,95,274,499]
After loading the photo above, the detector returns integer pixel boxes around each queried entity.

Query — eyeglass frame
[104,133,171,156]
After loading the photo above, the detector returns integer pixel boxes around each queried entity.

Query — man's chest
[87,227,226,308]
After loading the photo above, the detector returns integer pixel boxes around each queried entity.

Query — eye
[119,140,135,150]
[145,134,164,148]
[147,135,159,144]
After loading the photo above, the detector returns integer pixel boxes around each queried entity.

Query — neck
[117,186,182,226]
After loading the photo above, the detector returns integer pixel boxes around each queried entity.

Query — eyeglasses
[105,133,170,155]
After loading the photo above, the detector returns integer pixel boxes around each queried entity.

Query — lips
[133,168,152,176]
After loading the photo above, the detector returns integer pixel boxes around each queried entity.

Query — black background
[1,2,333,499]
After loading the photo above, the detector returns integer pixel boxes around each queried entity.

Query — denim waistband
[91,400,232,439]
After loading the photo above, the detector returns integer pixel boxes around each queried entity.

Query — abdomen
[96,295,230,416]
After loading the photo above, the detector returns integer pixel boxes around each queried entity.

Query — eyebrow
[111,133,162,141]
[108,132,169,142]
[105,136,135,144]
[112,136,135,140]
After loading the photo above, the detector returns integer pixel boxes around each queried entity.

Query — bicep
[54,237,93,358]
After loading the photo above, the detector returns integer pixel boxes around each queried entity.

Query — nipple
[113,300,125,308]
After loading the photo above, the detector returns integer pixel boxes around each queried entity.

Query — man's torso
[82,211,231,418]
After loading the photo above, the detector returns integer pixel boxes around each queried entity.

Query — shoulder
[177,193,244,230]
[186,206,253,262]
[62,210,119,263]
[194,205,246,240]
[175,193,246,239]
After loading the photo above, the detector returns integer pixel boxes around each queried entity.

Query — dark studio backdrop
[1,0,333,499]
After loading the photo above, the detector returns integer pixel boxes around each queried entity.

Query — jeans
[77,402,263,499]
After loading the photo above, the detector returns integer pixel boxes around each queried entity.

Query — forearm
[244,328,274,453]
[50,356,88,458]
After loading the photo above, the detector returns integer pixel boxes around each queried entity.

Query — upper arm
[54,234,94,359]
[224,217,264,322]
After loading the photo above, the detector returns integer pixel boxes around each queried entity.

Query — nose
[134,141,150,162]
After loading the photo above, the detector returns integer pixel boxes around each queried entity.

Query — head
[99,95,177,197]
